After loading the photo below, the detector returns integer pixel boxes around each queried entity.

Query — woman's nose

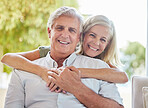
[94,39,100,45]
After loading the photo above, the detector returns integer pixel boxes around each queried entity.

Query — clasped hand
[46,66,81,94]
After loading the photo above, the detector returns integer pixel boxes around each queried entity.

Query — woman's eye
[89,34,95,37]
[101,39,106,42]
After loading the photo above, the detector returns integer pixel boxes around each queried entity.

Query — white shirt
[5,52,123,108]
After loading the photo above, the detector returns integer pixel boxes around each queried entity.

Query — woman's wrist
[32,64,49,81]
[77,68,86,78]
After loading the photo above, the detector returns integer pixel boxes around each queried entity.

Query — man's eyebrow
[55,25,63,27]
[70,27,77,31]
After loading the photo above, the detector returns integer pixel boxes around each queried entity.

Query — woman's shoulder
[38,46,50,58]
[39,46,50,50]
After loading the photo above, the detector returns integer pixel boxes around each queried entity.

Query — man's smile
[58,40,70,45]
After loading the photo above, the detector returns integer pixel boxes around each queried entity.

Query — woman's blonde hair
[78,15,121,66]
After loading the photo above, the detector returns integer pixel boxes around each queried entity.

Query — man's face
[49,16,80,58]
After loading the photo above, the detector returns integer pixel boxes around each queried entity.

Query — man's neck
[57,59,65,67]
[50,52,70,67]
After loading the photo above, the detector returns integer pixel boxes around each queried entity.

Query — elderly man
[4,6,123,108]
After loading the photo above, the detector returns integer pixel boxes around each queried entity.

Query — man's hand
[49,66,82,94]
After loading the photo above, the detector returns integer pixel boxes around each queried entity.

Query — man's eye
[69,28,76,33]
[56,27,64,31]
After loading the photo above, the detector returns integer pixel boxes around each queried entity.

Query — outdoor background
[0,0,147,108]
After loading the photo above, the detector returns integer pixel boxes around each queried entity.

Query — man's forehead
[53,16,80,28]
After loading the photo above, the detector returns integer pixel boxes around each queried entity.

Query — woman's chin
[86,53,96,58]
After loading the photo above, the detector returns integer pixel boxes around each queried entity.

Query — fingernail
[46,84,49,87]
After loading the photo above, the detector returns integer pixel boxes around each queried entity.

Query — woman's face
[83,25,110,57]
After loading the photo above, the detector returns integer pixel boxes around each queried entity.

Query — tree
[0,0,79,74]
[120,41,145,79]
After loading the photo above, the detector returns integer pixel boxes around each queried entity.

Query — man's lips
[88,45,99,51]
[58,40,70,45]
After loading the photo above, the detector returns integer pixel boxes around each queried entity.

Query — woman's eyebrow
[89,31,97,35]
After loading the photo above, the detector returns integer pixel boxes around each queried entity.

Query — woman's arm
[1,49,49,82]
[78,64,128,83]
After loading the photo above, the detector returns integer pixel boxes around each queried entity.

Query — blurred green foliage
[120,41,145,79]
[0,0,79,74]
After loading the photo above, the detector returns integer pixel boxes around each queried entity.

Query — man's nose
[61,29,70,38]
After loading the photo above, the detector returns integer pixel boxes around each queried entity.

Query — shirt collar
[45,52,77,68]
[63,52,77,67]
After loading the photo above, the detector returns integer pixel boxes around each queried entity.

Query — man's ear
[47,27,51,38]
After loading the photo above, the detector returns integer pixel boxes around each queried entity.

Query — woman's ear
[47,27,51,38]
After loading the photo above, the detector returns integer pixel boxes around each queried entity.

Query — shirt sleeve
[38,46,50,58]
[4,70,25,108]
[99,81,123,106]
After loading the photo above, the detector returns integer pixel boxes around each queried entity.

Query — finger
[50,85,58,92]
[55,87,59,93]
[46,77,51,87]
[67,66,80,74]
[57,68,64,74]
[48,69,59,75]
[56,88,62,93]
[52,68,59,75]
[62,90,67,94]
[67,66,77,71]
[49,82,55,90]
[55,87,60,93]
[58,67,65,71]
[48,72,59,79]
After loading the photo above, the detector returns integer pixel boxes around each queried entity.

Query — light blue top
[5,52,123,108]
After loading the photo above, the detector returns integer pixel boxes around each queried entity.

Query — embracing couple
[2,6,127,108]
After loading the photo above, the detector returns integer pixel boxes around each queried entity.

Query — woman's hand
[48,66,81,94]
[47,68,66,93]
[40,70,49,83]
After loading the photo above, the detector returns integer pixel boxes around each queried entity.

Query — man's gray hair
[47,6,83,33]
